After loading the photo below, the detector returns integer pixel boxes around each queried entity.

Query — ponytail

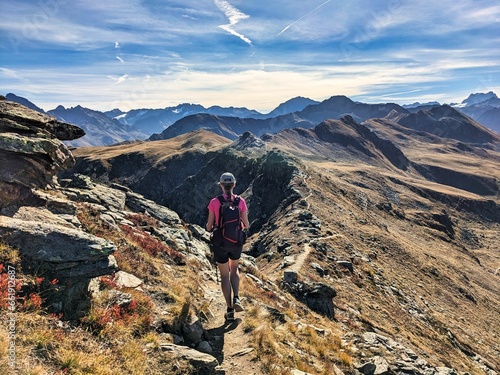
[222,183,235,201]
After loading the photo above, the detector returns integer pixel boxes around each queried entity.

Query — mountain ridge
[152,100,497,147]
[69,117,499,373]
[4,92,500,146]
[1,100,499,374]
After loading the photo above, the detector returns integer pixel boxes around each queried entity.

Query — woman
[206,172,250,321]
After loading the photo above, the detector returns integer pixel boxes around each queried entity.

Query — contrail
[277,0,334,36]
[215,0,253,46]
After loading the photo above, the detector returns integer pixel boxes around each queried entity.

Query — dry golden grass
[240,271,354,374]
[73,129,230,162]
[0,206,213,375]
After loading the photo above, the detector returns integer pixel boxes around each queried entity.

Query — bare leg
[228,258,240,298]
[218,262,232,308]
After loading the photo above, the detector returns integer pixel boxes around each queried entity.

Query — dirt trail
[202,277,264,375]
[284,234,342,275]
[198,167,320,373]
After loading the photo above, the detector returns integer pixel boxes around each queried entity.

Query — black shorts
[213,244,243,264]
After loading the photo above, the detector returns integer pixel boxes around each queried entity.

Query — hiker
[206,172,250,321]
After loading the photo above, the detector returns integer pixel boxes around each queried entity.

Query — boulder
[0,100,84,208]
[0,216,117,319]
[113,271,143,288]
[283,275,337,318]
[0,100,84,140]
[160,343,219,374]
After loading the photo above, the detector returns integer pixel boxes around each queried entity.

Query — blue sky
[1,0,499,112]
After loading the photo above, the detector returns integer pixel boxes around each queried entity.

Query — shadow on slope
[266,115,410,172]
[70,130,302,233]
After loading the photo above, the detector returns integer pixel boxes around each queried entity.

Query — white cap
[219,172,236,184]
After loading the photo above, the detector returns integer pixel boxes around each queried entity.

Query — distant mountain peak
[230,131,265,150]
[402,101,440,109]
[5,93,46,114]
[461,91,499,106]
[266,96,320,117]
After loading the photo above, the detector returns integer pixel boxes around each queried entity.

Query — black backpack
[215,195,246,248]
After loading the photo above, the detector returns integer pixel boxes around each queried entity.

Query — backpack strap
[216,195,225,228]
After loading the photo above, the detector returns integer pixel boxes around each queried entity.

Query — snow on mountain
[458,91,500,107]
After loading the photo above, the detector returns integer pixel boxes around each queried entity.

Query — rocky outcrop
[0,217,117,278]
[0,172,212,319]
[159,343,219,374]
[353,332,496,375]
[0,214,117,319]
[0,99,85,209]
[282,270,337,318]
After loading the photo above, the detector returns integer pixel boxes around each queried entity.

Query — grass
[0,206,210,374]
[240,269,354,374]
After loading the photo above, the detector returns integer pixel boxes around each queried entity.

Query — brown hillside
[69,118,500,373]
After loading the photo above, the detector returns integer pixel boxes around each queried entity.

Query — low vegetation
[0,205,207,374]
[240,263,354,374]
[1,201,358,374]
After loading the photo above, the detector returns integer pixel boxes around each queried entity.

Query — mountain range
[1,93,499,374]
[4,91,499,147]
[67,107,499,373]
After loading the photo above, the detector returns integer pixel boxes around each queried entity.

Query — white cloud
[108,74,128,85]
[0,67,22,79]
[116,56,125,63]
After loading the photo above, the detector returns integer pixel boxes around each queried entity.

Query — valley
[1,97,498,374]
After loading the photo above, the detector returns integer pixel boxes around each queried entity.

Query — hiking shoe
[233,297,244,312]
[224,309,235,321]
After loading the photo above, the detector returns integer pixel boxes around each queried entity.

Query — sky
[1,0,499,113]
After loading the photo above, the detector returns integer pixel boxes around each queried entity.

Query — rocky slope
[385,105,499,144]
[72,116,499,373]
[1,100,498,374]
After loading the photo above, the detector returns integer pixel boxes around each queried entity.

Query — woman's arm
[241,210,250,229]
[206,210,215,231]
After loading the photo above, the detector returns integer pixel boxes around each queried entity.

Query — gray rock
[0,101,84,208]
[0,216,117,319]
[0,217,115,268]
[182,316,205,345]
[0,100,85,140]
[337,260,354,272]
[303,282,336,318]
[160,343,218,374]
[372,356,390,374]
[357,361,376,375]
[311,262,326,276]
[126,191,182,225]
[435,368,459,375]
[283,277,336,318]
[11,206,75,228]
[197,341,213,354]
[114,271,143,288]
[283,270,298,284]
[64,179,126,210]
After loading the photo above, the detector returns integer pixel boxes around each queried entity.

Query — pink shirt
[208,194,248,228]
